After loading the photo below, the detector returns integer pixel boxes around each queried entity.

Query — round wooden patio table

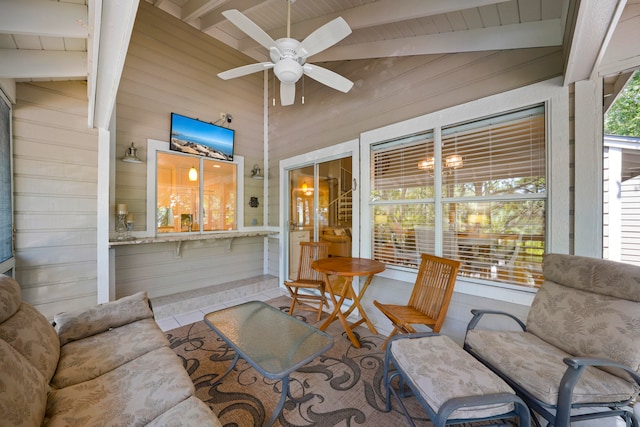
[312,257,385,348]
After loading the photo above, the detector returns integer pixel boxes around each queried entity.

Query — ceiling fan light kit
[217,1,354,106]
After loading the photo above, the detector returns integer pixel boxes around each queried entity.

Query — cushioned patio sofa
[0,273,221,426]
[464,253,640,427]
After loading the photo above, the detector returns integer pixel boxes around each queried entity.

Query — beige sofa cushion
[0,339,49,427]
[0,274,21,323]
[54,291,154,345]
[53,318,169,388]
[465,329,639,406]
[147,396,222,427]
[0,302,60,382]
[46,346,195,427]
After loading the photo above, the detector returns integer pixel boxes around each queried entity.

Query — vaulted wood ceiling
[0,0,638,128]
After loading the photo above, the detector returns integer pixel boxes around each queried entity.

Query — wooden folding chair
[374,253,461,348]
[284,241,331,321]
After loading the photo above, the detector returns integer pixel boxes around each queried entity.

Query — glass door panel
[288,157,353,280]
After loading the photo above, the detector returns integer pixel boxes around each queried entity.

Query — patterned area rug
[166,296,515,427]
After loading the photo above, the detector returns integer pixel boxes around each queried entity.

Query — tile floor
[154,286,290,332]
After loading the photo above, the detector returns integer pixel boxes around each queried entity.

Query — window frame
[360,78,569,305]
[145,139,245,237]
[0,90,14,276]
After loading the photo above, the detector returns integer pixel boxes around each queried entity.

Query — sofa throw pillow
[0,339,48,427]
[54,292,153,346]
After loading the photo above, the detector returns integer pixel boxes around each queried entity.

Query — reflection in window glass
[371,105,546,287]
[203,159,236,231]
[157,152,236,233]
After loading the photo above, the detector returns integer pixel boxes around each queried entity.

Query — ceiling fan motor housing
[274,58,303,83]
[272,38,305,83]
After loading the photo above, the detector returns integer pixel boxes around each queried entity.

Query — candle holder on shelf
[116,204,128,241]
[125,213,135,240]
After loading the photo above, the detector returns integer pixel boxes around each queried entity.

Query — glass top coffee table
[204,300,334,427]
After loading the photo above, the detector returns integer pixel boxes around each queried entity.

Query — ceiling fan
[217,0,354,106]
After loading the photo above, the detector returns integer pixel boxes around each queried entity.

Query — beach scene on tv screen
[170,114,234,161]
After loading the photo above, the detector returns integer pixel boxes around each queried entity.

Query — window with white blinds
[371,105,546,288]
[0,96,13,275]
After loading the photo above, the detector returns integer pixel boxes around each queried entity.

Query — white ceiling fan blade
[222,9,278,52]
[280,82,295,106]
[218,62,274,80]
[303,64,354,93]
[298,17,352,59]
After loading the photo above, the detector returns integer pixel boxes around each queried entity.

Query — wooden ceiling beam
[312,20,562,62]
[563,0,626,85]
[0,49,87,78]
[0,0,88,38]
[230,0,510,55]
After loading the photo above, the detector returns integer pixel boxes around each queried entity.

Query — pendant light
[188,166,198,181]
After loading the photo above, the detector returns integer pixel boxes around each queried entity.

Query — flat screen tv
[170,113,234,161]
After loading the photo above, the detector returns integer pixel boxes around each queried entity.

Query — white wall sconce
[251,164,264,179]
[122,142,143,163]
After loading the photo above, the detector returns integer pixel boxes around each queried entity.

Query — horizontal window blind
[370,105,546,287]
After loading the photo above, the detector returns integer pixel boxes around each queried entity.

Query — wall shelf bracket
[225,237,234,253]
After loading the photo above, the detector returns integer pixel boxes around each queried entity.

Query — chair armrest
[563,357,640,384]
[555,356,640,425]
[466,309,527,332]
[54,292,154,345]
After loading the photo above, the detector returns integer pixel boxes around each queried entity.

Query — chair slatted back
[297,242,331,282]
[408,253,461,331]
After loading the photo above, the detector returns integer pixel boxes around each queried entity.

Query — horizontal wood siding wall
[267,47,564,225]
[13,81,99,319]
[115,236,266,298]
[114,2,266,297]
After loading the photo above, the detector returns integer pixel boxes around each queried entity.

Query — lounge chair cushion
[465,329,639,405]
[526,280,640,381]
[391,335,515,420]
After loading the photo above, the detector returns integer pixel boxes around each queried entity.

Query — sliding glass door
[282,140,359,281]
[287,158,353,279]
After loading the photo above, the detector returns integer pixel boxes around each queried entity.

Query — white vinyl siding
[13,81,99,319]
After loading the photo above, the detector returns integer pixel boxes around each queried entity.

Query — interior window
[156,151,237,233]
[371,105,546,288]
[0,95,13,275]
